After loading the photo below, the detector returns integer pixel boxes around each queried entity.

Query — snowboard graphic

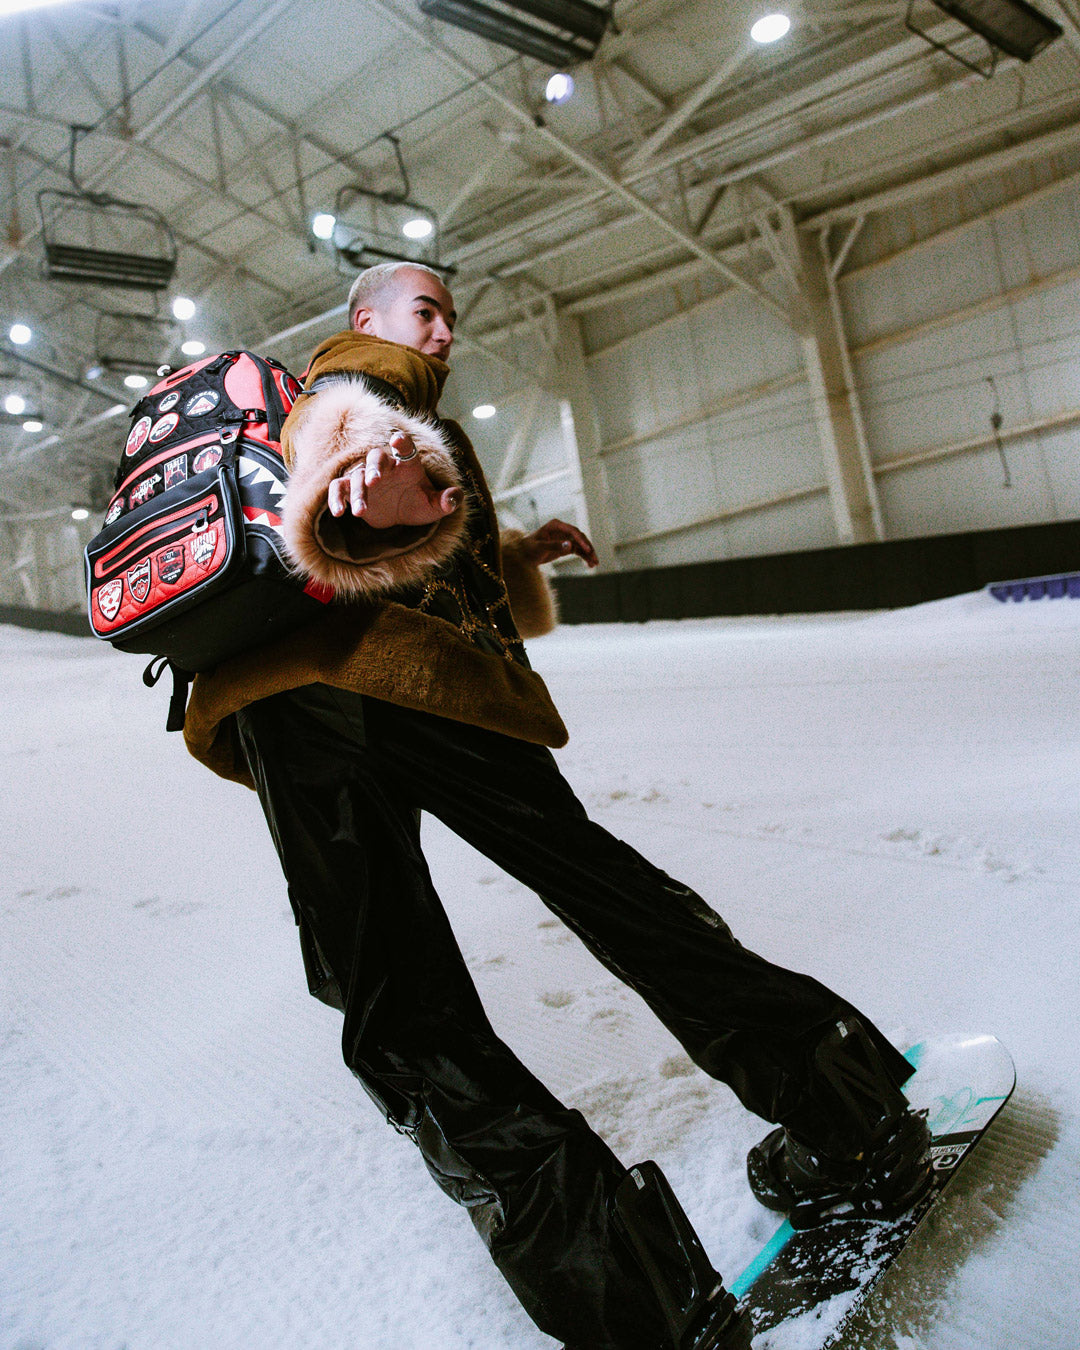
[732,1034,1016,1348]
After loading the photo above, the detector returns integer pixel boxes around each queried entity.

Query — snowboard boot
[612,1161,754,1349]
[747,1017,932,1229]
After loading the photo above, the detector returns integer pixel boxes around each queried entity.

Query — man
[182,263,931,1350]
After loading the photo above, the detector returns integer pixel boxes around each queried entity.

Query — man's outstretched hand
[327,430,463,530]
[518,518,599,568]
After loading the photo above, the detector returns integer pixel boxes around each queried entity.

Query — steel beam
[363,0,793,328]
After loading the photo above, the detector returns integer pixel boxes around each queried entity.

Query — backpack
[84,351,333,728]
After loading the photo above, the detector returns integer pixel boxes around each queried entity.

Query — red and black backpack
[84,351,332,727]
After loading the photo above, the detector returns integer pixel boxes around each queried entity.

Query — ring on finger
[388,428,419,463]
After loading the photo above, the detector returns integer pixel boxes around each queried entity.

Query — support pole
[793,226,883,546]
[553,310,618,571]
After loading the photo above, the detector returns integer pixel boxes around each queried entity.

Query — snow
[3,589,1079,1349]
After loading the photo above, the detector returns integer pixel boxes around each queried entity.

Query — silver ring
[388,430,419,463]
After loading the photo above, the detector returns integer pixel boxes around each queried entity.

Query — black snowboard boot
[747,1017,932,1229]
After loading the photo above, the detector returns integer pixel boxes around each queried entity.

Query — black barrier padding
[552,519,1080,623]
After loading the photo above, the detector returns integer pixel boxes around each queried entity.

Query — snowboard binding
[614,1161,753,1349]
[747,1018,933,1229]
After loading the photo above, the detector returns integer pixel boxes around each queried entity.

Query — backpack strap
[142,657,194,732]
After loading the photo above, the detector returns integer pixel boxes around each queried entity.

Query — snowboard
[730,1033,1015,1348]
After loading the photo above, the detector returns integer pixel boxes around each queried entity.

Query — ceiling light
[171,296,196,321]
[85,363,103,380]
[545,72,575,104]
[123,373,148,389]
[71,507,90,521]
[8,322,32,345]
[23,419,43,432]
[472,403,496,420]
[312,212,337,240]
[750,12,791,43]
[402,217,434,240]
[181,339,206,357]
[4,393,27,415]
[0,0,78,14]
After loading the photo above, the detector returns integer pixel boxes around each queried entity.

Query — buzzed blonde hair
[347,262,447,329]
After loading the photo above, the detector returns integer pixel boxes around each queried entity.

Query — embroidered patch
[191,527,217,568]
[97,578,123,621]
[149,412,179,443]
[126,557,151,603]
[185,389,220,418]
[158,391,181,413]
[129,474,161,508]
[192,446,222,474]
[104,497,125,525]
[164,455,188,489]
[125,416,152,458]
[156,545,185,585]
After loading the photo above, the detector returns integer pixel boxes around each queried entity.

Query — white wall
[449,157,1080,573]
[7,163,1080,613]
[0,515,92,613]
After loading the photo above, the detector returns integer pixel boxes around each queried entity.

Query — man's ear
[352,307,375,334]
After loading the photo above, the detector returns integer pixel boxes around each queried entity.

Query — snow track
[3,593,1079,1348]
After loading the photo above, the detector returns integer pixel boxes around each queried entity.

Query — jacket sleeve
[280,382,467,600]
[499,529,558,639]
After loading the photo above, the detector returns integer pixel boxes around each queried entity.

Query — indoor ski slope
[3,589,1078,1349]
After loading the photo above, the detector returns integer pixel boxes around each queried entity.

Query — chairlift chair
[38,189,178,292]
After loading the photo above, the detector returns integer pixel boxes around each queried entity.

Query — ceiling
[2,0,1079,517]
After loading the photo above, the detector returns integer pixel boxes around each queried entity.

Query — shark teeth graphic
[243,508,285,533]
[238,456,286,498]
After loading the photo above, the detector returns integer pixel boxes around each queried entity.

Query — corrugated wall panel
[453,167,1080,576]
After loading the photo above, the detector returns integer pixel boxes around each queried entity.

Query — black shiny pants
[235,686,910,1349]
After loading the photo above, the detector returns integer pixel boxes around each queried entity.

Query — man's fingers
[432,486,464,518]
[365,447,393,486]
[348,465,368,516]
[389,429,417,459]
[328,476,349,517]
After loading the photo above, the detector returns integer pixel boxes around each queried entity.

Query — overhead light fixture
[418,0,610,67]
[181,339,207,356]
[545,72,575,103]
[85,363,104,380]
[0,0,79,14]
[750,12,791,44]
[472,403,497,419]
[907,0,1062,73]
[123,373,148,389]
[23,419,44,432]
[8,322,32,345]
[4,393,27,416]
[71,507,90,521]
[402,216,435,240]
[171,296,196,321]
[312,212,337,240]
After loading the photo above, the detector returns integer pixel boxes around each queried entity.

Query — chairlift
[93,310,176,376]
[38,188,178,292]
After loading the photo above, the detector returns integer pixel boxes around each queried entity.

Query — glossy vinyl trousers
[235,686,910,1349]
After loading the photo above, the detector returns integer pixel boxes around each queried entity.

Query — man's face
[352,268,456,360]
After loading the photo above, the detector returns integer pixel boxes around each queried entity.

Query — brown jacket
[182,332,567,787]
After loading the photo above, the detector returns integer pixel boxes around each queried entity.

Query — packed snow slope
[3,590,1078,1350]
